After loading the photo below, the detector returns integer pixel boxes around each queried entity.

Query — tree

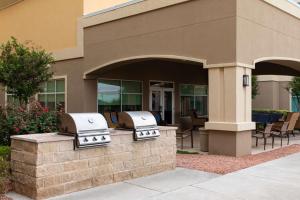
[287,77,300,111]
[252,75,259,99]
[0,37,54,106]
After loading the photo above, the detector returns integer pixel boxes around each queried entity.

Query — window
[6,93,19,105]
[98,79,142,113]
[38,79,65,111]
[180,84,208,116]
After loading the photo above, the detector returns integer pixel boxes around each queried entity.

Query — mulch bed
[176,144,300,175]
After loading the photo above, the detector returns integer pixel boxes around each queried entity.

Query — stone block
[11,139,37,153]
[59,141,74,152]
[113,170,132,182]
[144,155,160,166]
[43,175,62,188]
[53,151,79,163]
[11,160,36,177]
[79,148,106,159]
[11,150,41,165]
[38,142,60,153]
[88,156,110,168]
[64,179,92,194]
[70,169,93,182]
[93,164,113,177]
[64,160,89,172]
[12,171,43,189]
[92,175,114,187]
[36,184,65,200]
[36,163,64,178]
[112,161,125,172]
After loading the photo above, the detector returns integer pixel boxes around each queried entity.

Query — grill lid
[118,111,157,129]
[60,113,109,133]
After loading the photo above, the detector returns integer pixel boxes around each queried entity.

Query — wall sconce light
[243,75,250,87]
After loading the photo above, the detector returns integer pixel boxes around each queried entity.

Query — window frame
[179,83,208,117]
[5,76,67,111]
[97,78,143,113]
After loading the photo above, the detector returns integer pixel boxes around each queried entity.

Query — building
[1,0,300,156]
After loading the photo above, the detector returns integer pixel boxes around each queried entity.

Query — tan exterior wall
[253,81,291,110]
[0,0,83,52]
[236,0,300,64]
[83,0,237,69]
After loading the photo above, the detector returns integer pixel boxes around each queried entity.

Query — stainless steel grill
[118,111,160,141]
[59,113,111,149]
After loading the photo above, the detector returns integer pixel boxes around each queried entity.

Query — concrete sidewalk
[8,152,300,200]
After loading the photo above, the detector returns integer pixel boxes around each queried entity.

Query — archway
[83,55,208,126]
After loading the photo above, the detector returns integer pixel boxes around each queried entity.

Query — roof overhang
[0,0,23,11]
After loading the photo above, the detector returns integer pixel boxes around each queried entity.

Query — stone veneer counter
[11,126,177,200]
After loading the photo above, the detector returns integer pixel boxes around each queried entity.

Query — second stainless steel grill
[59,113,111,149]
[118,111,160,141]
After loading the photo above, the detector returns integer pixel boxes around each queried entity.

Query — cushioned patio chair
[103,112,118,128]
[253,123,273,150]
[271,122,289,148]
[176,117,193,149]
[151,111,167,126]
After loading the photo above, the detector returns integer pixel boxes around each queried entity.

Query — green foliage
[0,146,10,161]
[0,157,9,194]
[177,150,199,154]
[252,75,259,99]
[0,37,54,106]
[287,77,300,111]
[0,101,63,146]
[253,109,289,116]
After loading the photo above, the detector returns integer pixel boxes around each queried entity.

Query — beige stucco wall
[253,80,291,110]
[236,0,300,65]
[0,0,83,52]
[84,0,129,14]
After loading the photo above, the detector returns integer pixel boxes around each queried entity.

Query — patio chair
[272,112,294,132]
[271,122,289,148]
[103,112,118,128]
[253,123,273,150]
[176,117,193,149]
[151,111,167,126]
[190,110,208,130]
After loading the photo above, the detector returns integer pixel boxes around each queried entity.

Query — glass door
[150,84,174,124]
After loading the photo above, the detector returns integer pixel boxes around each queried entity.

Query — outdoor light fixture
[243,75,250,87]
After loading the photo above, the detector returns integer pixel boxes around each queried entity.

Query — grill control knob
[84,138,88,143]
[140,132,144,136]
[93,137,98,141]
[146,131,150,135]
[101,136,106,141]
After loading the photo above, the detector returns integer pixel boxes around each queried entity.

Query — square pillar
[204,63,255,157]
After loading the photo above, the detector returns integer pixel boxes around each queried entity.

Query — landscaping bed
[177,144,300,174]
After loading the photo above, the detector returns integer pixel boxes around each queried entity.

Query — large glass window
[98,79,142,113]
[180,84,208,116]
[6,79,65,111]
[38,79,65,111]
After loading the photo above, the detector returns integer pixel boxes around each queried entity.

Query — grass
[177,150,199,154]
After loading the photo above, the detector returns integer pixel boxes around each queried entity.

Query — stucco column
[204,63,255,157]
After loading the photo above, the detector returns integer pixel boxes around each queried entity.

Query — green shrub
[0,157,10,194]
[0,101,63,146]
[253,109,289,116]
[0,147,10,161]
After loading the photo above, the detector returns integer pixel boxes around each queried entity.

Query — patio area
[8,152,300,200]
